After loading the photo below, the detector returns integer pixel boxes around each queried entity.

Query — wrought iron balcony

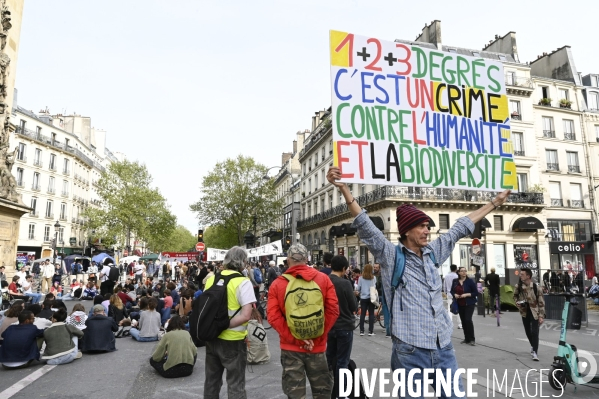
[30,211,38,217]
[47,187,55,194]
[546,163,559,171]
[49,163,57,171]
[45,213,54,219]
[568,200,584,208]
[33,159,43,167]
[31,184,41,191]
[505,75,533,88]
[550,198,563,207]
[513,150,525,156]
[543,130,556,138]
[17,180,24,187]
[564,133,576,141]
[63,168,70,175]
[297,186,545,229]
[59,215,67,221]
[61,191,69,197]
[568,165,581,173]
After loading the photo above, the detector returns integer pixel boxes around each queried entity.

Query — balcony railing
[16,155,27,162]
[71,217,77,223]
[551,198,563,207]
[297,186,545,229]
[511,113,522,121]
[546,163,559,171]
[17,180,24,187]
[45,213,54,219]
[505,75,533,88]
[47,187,55,194]
[564,133,576,141]
[568,165,581,173]
[513,150,525,156]
[63,168,70,175]
[49,163,57,171]
[59,215,67,221]
[31,184,41,191]
[30,211,38,217]
[543,130,556,138]
[61,191,69,197]
[568,200,584,208]
[33,159,42,167]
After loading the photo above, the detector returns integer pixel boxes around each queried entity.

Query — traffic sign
[195,242,206,252]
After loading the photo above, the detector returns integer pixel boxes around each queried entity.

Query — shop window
[493,215,503,231]
[439,214,449,230]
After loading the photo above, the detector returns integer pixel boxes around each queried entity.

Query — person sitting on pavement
[81,304,118,353]
[108,294,129,326]
[41,308,84,365]
[327,166,510,396]
[0,302,25,343]
[21,275,42,304]
[0,310,44,369]
[150,315,197,378]
[50,281,63,298]
[116,287,135,309]
[89,296,105,318]
[66,304,88,330]
[175,289,193,317]
[81,281,98,300]
[7,276,28,302]
[130,297,148,321]
[37,299,55,320]
[161,289,173,326]
[130,297,161,342]
[29,304,52,330]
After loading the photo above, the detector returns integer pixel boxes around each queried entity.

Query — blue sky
[15,0,599,234]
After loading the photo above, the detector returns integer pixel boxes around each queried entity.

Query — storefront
[508,216,545,285]
[549,241,594,280]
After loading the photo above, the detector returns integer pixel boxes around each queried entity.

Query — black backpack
[189,271,243,345]
[108,266,120,282]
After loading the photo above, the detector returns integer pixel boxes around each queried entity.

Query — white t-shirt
[100,266,111,282]
[134,264,145,275]
[21,280,32,294]
[236,279,257,307]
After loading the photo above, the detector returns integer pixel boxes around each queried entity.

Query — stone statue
[0,0,19,204]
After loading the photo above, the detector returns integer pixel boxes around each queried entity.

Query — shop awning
[481,217,492,229]
[512,217,545,232]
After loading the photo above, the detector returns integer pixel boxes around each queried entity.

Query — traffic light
[198,229,204,242]
[284,235,291,249]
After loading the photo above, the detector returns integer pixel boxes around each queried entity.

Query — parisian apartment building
[265,22,599,285]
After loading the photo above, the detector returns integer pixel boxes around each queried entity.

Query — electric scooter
[549,290,599,390]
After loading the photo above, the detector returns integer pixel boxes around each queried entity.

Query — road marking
[0,365,56,399]
[517,338,599,356]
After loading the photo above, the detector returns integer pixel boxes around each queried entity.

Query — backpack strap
[390,246,437,315]
[212,271,244,318]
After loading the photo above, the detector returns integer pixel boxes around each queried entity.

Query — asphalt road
[1,301,599,399]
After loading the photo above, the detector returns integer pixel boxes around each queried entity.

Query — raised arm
[466,190,511,223]
[327,167,361,217]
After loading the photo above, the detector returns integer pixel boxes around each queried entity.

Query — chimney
[482,32,519,63]
[414,20,442,50]
[293,140,297,154]
[282,152,292,166]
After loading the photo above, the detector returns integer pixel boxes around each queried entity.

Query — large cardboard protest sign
[329,30,518,192]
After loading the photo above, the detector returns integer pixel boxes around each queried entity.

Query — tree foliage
[146,225,198,253]
[190,156,283,246]
[83,159,176,250]
[204,223,239,250]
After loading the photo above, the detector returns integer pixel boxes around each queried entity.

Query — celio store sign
[549,242,593,254]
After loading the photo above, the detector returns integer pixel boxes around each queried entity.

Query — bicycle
[354,301,385,330]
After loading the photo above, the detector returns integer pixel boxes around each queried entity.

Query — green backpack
[282,274,325,340]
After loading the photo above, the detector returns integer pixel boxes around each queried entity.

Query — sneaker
[532,352,539,361]
[75,351,82,359]
[460,340,469,344]
[530,347,534,355]
[385,334,391,338]
[360,331,364,336]
[469,341,476,346]
[368,332,375,336]
[458,325,463,329]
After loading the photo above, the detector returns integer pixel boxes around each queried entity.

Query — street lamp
[53,220,62,265]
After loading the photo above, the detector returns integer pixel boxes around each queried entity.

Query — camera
[516,300,527,307]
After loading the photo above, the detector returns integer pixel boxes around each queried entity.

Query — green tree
[190,156,283,246]
[147,225,197,253]
[83,159,176,251]
[204,223,239,249]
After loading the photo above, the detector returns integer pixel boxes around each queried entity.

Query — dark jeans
[359,298,375,333]
[522,306,539,353]
[326,329,353,398]
[458,304,475,342]
[204,338,247,399]
[150,356,195,378]
[100,280,115,296]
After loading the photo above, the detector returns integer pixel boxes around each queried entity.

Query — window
[17,142,26,161]
[58,227,64,244]
[28,224,35,240]
[308,178,311,193]
[36,126,41,135]
[19,119,25,132]
[498,55,506,61]
[541,86,549,100]
[512,132,524,156]
[563,120,575,140]
[439,214,449,230]
[62,180,69,196]
[303,163,306,175]
[45,200,53,218]
[48,176,55,194]
[549,182,562,206]
[314,175,318,190]
[506,71,515,85]
[321,169,325,187]
[329,194,333,210]
[567,152,580,173]
[44,225,51,242]
[320,198,325,214]
[494,244,506,277]
[517,173,528,192]
[509,100,521,119]
[60,203,67,220]
[493,215,503,231]
[34,149,42,166]
[542,117,555,137]
[559,89,569,101]
[596,125,599,142]
[51,133,56,145]
[589,92,599,110]
[595,76,599,87]
[16,167,23,186]
[32,172,40,190]
[569,184,583,208]
[546,150,559,171]
[547,220,591,242]
[30,197,37,215]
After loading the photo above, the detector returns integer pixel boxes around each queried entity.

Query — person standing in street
[320,252,333,275]
[267,244,339,399]
[444,264,460,329]
[327,166,510,396]
[356,264,376,336]
[485,267,501,316]
[451,267,477,346]
[41,259,54,294]
[513,267,545,361]
[326,254,357,398]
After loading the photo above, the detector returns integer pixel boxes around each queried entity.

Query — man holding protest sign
[327,166,509,397]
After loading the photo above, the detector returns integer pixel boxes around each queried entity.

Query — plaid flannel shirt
[352,209,474,349]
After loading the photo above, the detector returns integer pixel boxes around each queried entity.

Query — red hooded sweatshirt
[267,265,339,353]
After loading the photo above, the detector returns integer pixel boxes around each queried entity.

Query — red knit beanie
[396,204,430,235]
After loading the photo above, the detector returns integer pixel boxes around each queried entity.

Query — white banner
[207,248,229,262]
[247,240,283,258]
